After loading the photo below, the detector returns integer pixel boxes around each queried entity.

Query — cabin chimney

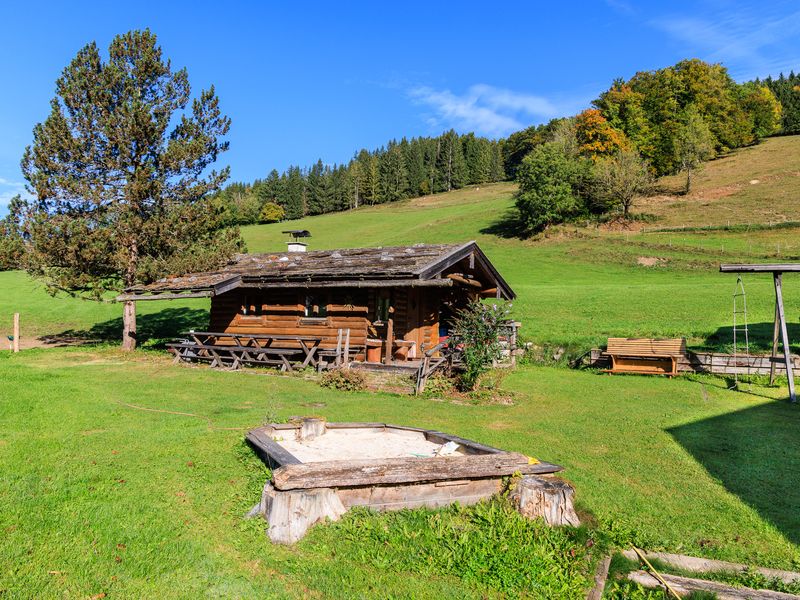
[282,229,311,253]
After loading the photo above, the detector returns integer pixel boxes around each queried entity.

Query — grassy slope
[2,136,800,597]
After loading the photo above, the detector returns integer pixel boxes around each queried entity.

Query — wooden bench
[604,337,686,376]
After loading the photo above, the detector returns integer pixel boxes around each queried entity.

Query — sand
[276,428,462,463]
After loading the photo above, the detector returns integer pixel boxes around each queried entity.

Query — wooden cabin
[123,241,515,368]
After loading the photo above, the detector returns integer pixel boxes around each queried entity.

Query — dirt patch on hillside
[637,256,667,267]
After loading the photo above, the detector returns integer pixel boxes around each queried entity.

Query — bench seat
[603,337,686,376]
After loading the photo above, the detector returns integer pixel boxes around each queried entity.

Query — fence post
[13,313,19,353]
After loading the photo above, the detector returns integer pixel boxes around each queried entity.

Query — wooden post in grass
[12,313,19,353]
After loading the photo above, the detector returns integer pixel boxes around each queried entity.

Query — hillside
[2,135,800,352]
[3,137,800,597]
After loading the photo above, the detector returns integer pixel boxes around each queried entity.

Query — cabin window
[304,294,328,318]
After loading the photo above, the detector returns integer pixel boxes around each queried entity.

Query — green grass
[1,349,799,598]
[3,136,800,597]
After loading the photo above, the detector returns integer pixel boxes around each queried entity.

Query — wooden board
[272,452,533,490]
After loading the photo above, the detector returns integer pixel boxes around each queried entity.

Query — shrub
[319,368,367,391]
[259,201,285,223]
[451,301,512,391]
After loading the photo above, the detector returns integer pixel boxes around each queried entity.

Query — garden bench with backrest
[604,337,686,376]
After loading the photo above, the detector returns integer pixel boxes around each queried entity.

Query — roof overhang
[117,275,242,301]
[416,241,516,300]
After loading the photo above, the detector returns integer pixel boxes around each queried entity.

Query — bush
[259,201,285,223]
[451,301,512,391]
[515,142,588,232]
[319,368,367,391]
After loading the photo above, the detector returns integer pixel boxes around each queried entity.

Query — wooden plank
[628,570,799,599]
[272,452,532,490]
[587,556,612,600]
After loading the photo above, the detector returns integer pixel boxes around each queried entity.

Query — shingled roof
[121,241,514,300]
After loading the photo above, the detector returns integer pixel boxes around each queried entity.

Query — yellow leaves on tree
[574,109,630,160]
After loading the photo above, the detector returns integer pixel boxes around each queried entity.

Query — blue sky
[1,0,799,214]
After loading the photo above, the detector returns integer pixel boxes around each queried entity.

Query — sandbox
[246,418,578,543]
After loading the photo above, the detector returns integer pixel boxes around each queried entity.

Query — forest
[209,59,798,230]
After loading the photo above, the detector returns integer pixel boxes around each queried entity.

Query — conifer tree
[20,29,240,350]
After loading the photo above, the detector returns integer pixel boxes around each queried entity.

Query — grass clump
[306,498,599,598]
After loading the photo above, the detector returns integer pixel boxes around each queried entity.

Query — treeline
[213,131,505,226]
[758,72,800,135]
[512,59,788,232]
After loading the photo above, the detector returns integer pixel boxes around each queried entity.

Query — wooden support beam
[446,273,482,288]
[770,302,780,385]
[384,312,394,366]
[774,273,796,402]
[12,313,19,353]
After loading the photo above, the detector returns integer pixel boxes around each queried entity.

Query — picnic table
[168,331,325,371]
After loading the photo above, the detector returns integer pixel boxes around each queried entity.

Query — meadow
[1,136,800,597]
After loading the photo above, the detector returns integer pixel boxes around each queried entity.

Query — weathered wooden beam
[446,273,483,288]
[239,279,453,290]
[116,291,214,301]
[272,452,532,490]
[774,273,796,402]
[621,550,800,585]
[246,429,303,469]
[721,263,800,273]
[628,569,798,599]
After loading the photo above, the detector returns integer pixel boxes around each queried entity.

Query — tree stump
[252,482,346,544]
[510,475,579,527]
[298,417,326,441]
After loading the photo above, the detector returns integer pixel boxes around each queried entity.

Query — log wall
[210,289,370,352]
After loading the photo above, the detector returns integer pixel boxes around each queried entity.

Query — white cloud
[652,5,800,80]
[408,84,562,137]
[0,176,28,214]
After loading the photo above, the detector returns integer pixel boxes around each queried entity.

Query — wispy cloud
[0,176,27,214]
[408,84,563,137]
[652,4,800,80]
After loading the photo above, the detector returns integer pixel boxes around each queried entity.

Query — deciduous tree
[674,107,716,194]
[591,150,653,217]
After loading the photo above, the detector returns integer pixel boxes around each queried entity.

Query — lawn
[1,349,798,598]
[2,136,800,597]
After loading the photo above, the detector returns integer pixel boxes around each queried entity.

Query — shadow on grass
[41,307,209,348]
[479,208,530,239]
[668,401,800,545]
[696,321,800,355]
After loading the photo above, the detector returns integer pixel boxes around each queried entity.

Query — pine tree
[435,130,467,192]
[378,142,409,203]
[20,29,240,350]
[283,166,305,219]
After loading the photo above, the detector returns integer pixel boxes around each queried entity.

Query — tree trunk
[685,168,691,194]
[122,300,137,351]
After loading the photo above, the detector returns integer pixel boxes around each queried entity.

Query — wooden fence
[586,349,800,376]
